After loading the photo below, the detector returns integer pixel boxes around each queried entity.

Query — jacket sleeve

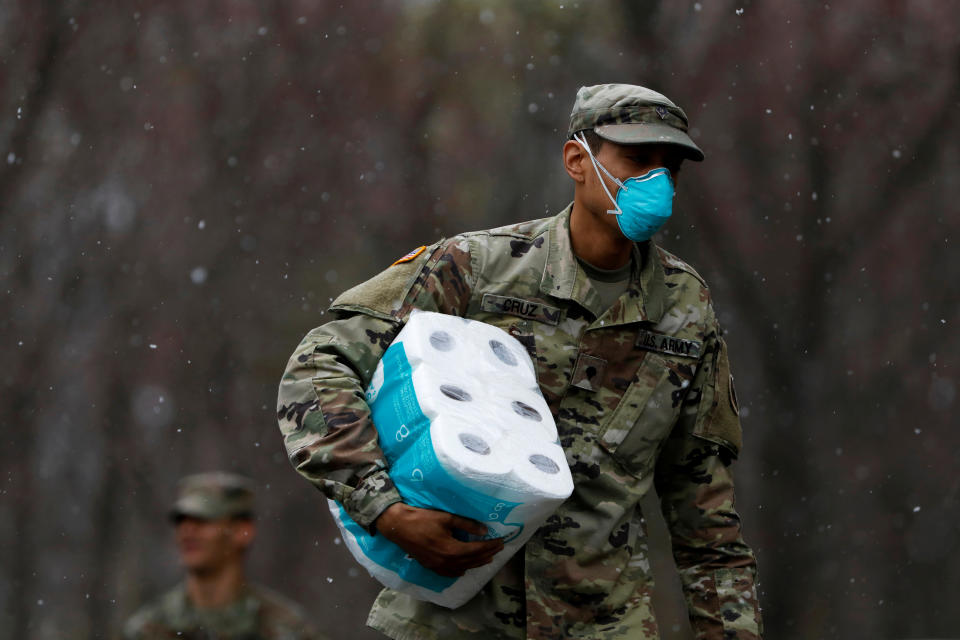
[653,316,763,639]
[277,237,476,531]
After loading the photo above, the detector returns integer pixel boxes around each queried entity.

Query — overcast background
[1,1,958,638]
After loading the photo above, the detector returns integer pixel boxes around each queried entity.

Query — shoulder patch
[331,240,444,320]
[693,338,742,457]
[391,245,426,266]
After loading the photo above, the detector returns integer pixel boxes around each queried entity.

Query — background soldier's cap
[169,472,255,521]
[568,83,704,161]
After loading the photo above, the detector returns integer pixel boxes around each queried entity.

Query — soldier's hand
[375,503,504,577]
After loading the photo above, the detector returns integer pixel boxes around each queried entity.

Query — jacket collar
[164,582,261,633]
[540,204,665,325]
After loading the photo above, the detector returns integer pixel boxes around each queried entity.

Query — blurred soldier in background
[124,472,324,640]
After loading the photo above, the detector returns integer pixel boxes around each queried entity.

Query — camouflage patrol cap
[170,472,255,521]
[568,83,704,161]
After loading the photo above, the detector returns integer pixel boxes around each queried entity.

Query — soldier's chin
[179,551,217,573]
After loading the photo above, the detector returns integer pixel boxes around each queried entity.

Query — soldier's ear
[563,140,588,184]
[231,519,257,551]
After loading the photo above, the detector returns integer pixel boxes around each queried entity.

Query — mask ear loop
[573,132,625,216]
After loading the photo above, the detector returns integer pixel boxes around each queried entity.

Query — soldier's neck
[569,201,633,270]
[185,561,247,610]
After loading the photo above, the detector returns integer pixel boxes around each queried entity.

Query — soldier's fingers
[430,559,484,577]
[423,541,503,576]
[463,549,501,569]
[445,513,489,537]
[442,537,504,560]
[471,537,505,555]
[422,551,477,576]
[429,563,467,578]
[453,547,502,573]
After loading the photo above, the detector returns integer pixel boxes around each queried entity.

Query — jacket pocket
[597,352,697,478]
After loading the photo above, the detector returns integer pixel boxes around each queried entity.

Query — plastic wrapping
[329,310,573,608]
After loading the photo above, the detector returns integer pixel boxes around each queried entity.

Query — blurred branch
[0,0,68,212]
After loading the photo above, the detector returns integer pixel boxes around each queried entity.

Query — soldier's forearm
[660,447,762,638]
[278,324,400,525]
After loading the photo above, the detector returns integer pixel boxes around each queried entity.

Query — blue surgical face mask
[574,133,675,242]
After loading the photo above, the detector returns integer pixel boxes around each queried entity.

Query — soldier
[278,84,763,639]
[124,472,325,640]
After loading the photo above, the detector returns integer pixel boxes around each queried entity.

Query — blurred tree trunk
[0,0,66,211]
[1,9,70,629]
[86,373,128,638]
[6,389,38,640]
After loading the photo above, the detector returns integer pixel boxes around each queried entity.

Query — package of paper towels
[328,310,573,608]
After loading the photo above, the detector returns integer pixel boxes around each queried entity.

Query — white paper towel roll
[396,319,474,369]
[486,386,557,442]
[411,367,483,423]
[430,417,513,489]
[501,433,574,501]
[470,320,536,379]
[399,312,536,381]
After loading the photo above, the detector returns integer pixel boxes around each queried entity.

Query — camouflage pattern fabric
[277,205,762,639]
[567,83,691,135]
[123,583,325,640]
[566,84,704,162]
[170,472,256,521]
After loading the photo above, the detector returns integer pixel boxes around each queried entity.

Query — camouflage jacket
[278,205,762,639]
[123,582,324,640]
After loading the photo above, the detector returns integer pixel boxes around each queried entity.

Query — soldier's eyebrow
[625,150,663,168]
[626,150,656,161]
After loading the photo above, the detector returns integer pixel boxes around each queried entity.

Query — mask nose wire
[573,132,624,216]
[634,167,670,183]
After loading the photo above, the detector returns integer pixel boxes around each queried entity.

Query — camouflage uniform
[278,206,762,639]
[123,582,324,640]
